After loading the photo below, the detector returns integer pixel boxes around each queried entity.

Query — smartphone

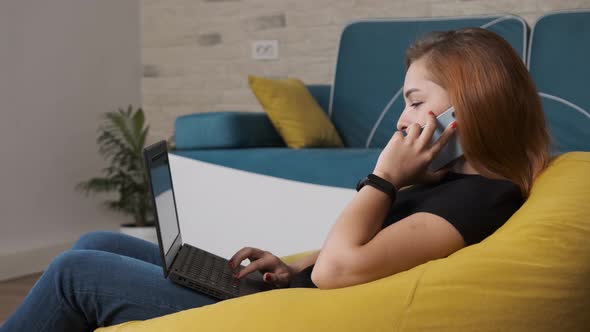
[423,106,463,171]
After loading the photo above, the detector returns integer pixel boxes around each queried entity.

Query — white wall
[0,0,140,280]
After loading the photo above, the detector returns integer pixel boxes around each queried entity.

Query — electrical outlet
[252,40,279,60]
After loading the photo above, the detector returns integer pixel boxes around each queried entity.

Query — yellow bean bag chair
[98,152,590,332]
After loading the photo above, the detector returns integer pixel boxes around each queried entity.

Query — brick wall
[141,0,590,139]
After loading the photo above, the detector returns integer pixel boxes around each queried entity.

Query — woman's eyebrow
[404,88,420,98]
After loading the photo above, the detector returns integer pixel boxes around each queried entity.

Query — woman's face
[397,58,452,132]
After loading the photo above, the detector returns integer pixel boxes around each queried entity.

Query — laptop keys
[179,246,246,296]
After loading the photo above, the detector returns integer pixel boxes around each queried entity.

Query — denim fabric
[0,231,220,332]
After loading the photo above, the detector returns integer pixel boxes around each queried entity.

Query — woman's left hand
[373,111,457,189]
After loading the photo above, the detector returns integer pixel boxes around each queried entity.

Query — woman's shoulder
[412,172,524,245]
[438,172,521,197]
[396,171,522,208]
[385,172,524,243]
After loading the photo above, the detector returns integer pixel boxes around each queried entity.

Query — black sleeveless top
[288,172,524,288]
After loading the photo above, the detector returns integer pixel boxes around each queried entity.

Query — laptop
[143,140,275,300]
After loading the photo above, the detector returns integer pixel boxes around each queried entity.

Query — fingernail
[451,121,457,128]
[263,273,269,281]
[428,111,434,116]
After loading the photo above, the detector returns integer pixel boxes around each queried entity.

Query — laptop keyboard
[177,245,241,296]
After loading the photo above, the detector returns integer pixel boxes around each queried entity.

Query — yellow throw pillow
[248,75,344,149]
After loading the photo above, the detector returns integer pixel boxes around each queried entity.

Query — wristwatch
[356,173,397,202]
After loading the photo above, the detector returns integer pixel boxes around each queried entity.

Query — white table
[169,153,356,260]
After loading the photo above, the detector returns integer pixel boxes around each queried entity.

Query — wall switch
[252,40,279,60]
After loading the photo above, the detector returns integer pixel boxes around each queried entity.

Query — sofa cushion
[97,152,590,332]
[527,10,590,153]
[248,75,344,149]
[305,84,332,116]
[173,148,380,189]
[173,85,333,151]
[330,15,528,148]
[174,112,284,150]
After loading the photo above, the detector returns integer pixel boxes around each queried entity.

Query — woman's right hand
[228,247,295,288]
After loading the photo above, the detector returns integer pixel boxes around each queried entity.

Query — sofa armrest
[306,84,332,115]
[174,111,285,150]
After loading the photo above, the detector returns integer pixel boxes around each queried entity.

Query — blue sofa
[172,11,590,189]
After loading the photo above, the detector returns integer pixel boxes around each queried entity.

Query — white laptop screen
[150,153,180,256]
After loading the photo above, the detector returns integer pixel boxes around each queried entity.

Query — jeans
[0,231,221,332]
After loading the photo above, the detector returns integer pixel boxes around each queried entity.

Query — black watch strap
[356,173,397,202]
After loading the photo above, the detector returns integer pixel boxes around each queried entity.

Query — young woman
[0,27,550,331]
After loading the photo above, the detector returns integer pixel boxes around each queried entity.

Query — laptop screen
[149,153,180,256]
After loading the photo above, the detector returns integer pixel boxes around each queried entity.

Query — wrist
[357,173,398,202]
[372,169,403,189]
[359,185,393,202]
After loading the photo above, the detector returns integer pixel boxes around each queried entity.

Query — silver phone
[423,106,463,171]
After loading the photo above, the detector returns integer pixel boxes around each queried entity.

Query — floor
[0,273,41,325]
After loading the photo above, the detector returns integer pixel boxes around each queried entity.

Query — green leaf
[132,108,145,145]
[76,177,119,194]
[105,112,136,151]
[79,105,153,226]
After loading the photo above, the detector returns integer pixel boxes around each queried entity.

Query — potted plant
[77,105,157,243]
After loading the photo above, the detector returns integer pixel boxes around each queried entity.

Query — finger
[419,111,437,146]
[430,120,457,155]
[276,271,292,288]
[406,123,421,140]
[235,254,272,279]
[390,130,404,143]
[263,272,289,288]
[262,272,279,288]
[235,260,260,279]
[228,247,265,269]
[228,247,255,268]
[263,272,275,283]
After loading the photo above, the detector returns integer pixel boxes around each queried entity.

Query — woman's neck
[450,157,480,175]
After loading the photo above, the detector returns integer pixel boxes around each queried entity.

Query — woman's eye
[411,102,423,108]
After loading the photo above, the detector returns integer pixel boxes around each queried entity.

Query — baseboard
[0,242,74,282]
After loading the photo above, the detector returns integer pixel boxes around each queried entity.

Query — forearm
[288,250,320,274]
[315,186,391,271]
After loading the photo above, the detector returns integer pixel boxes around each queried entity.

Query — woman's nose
[397,110,411,131]
[397,120,408,131]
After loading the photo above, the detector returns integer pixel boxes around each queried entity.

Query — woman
[1,27,550,331]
